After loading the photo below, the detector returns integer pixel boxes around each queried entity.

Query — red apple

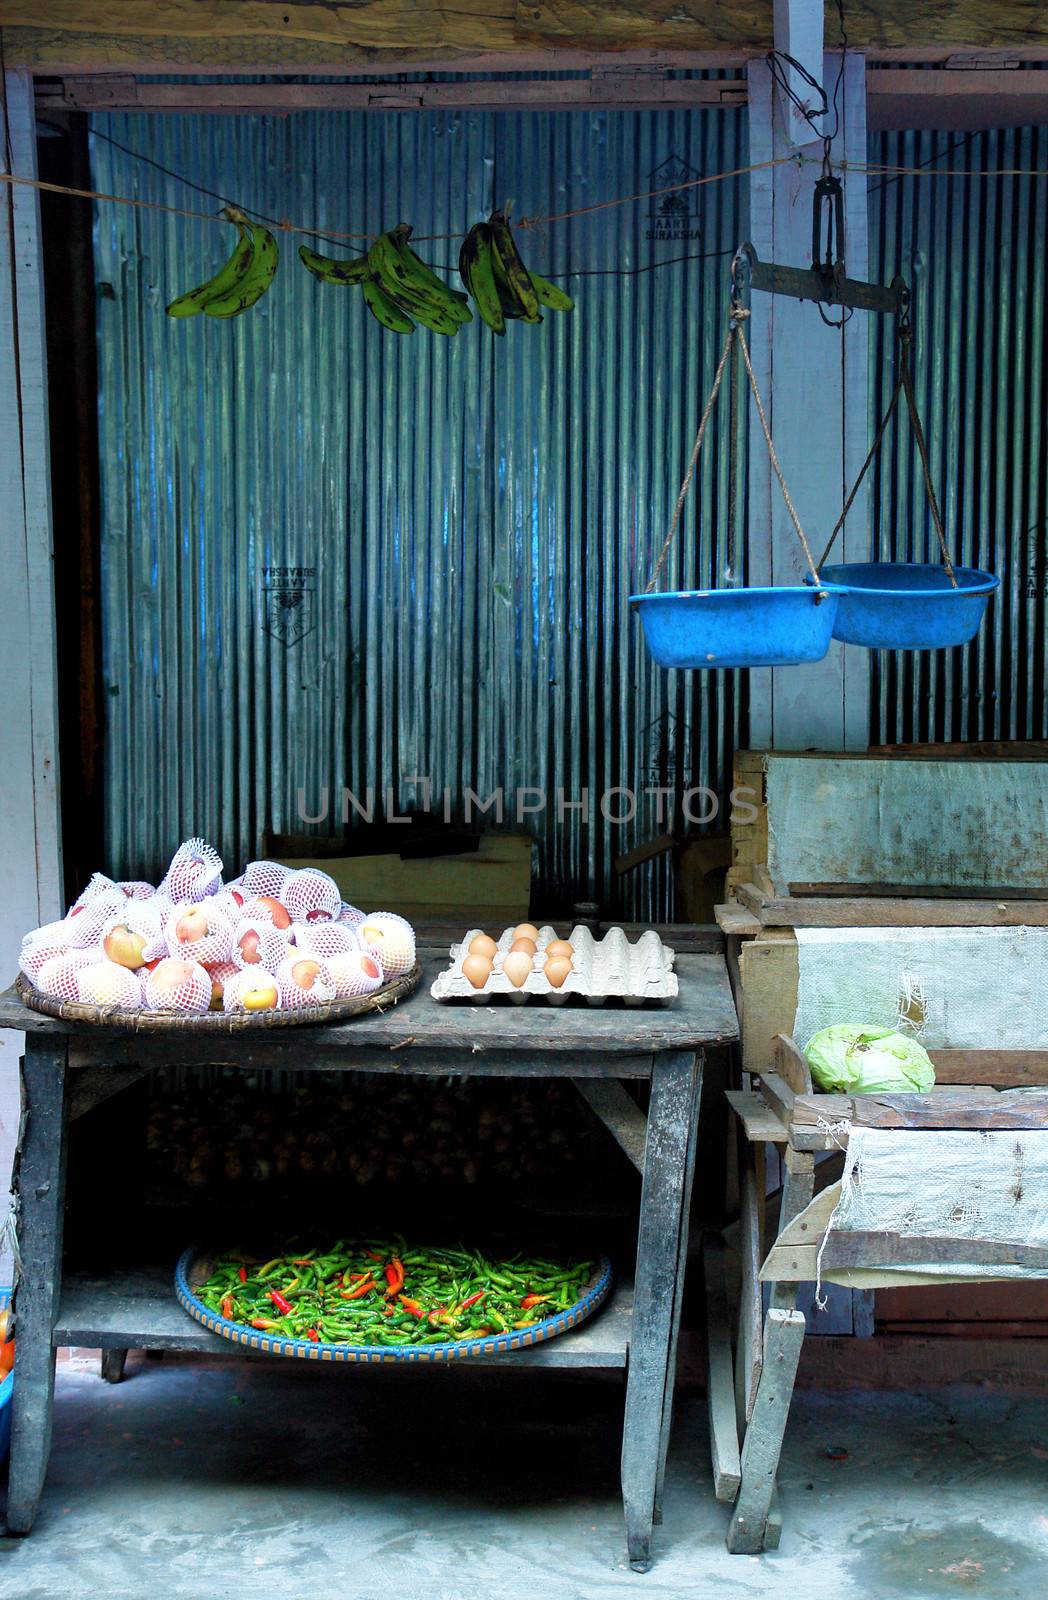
[103,923,147,970]
[255,895,291,930]
[291,958,321,990]
[238,928,262,964]
[174,906,209,944]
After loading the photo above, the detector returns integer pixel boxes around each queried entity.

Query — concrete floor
[2,1354,1048,1599]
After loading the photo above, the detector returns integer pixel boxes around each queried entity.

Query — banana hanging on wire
[361,275,416,335]
[166,206,258,318]
[459,213,574,329]
[368,225,471,336]
[203,217,279,318]
[299,245,371,285]
[458,223,505,335]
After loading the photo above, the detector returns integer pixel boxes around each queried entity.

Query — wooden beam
[5,1,1048,73]
[702,1232,742,1503]
[35,72,747,114]
[773,0,825,146]
[736,880,1048,928]
[572,1078,647,1175]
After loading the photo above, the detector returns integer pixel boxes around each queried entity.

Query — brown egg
[544,956,573,989]
[462,953,493,990]
[513,923,540,943]
[509,936,537,956]
[502,950,533,988]
[544,939,574,960]
[468,933,498,960]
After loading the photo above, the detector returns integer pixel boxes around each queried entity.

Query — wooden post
[0,70,63,1236]
[746,52,871,750]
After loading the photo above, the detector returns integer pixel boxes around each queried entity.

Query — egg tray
[429,926,678,1007]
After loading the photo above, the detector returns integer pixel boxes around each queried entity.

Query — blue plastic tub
[815,562,999,649]
[630,585,840,669]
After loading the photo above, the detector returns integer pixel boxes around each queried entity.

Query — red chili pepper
[398,1296,425,1319]
[238,1266,247,1284]
[307,1328,320,1342]
[460,1290,486,1311]
[221,1295,234,1320]
[520,1294,548,1310]
[291,1258,314,1267]
[384,1258,405,1296]
[364,1248,382,1262]
[427,1309,451,1327]
[250,1317,277,1330]
[340,1275,375,1300]
[268,1290,293,1316]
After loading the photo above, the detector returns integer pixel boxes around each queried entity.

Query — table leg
[622,1050,700,1572]
[100,1349,128,1384]
[6,1035,68,1535]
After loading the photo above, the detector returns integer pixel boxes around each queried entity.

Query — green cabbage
[803,1024,936,1094]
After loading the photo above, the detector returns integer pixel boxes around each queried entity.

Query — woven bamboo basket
[14,963,422,1033]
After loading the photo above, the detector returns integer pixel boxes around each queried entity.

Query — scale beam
[735,242,906,316]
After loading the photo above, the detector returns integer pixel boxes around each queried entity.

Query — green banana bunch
[365,225,472,336]
[167,206,279,320]
[298,245,370,285]
[459,213,574,331]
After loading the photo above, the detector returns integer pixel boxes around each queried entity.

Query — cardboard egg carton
[430,925,678,1006]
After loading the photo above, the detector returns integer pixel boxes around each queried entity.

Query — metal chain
[733,320,824,587]
[646,322,737,593]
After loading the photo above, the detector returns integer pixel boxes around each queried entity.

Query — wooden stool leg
[7,1037,69,1535]
[100,1349,128,1384]
[726,1308,805,1554]
[734,1128,765,1433]
[622,1051,700,1573]
[703,1231,742,1503]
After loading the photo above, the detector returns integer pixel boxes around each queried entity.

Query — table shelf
[54,1266,634,1369]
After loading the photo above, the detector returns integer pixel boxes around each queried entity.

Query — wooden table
[0,953,736,1569]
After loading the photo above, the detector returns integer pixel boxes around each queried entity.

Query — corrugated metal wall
[91,105,747,913]
[867,126,1048,745]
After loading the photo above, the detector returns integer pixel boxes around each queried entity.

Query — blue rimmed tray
[175,1248,614,1364]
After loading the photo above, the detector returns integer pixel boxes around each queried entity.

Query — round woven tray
[15,963,422,1033]
[175,1248,614,1364]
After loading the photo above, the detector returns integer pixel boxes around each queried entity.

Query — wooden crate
[729,746,1048,928]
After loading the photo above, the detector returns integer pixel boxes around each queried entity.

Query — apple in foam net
[291,958,323,991]
[244,895,291,930]
[238,928,262,964]
[174,905,210,944]
[241,975,279,1011]
[103,922,148,970]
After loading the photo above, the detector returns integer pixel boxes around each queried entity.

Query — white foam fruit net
[20,922,74,980]
[206,960,240,1008]
[327,949,385,998]
[282,868,341,925]
[77,962,143,1008]
[277,955,336,1008]
[34,950,98,1000]
[118,880,156,901]
[291,921,359,960]
[69,871,120,909]
[100,901,167,964]
[339,903,365,925]
[232,916,289,971]
[165,902,234,966]
[64,887,129,947]
[223,967,282,1013]
[158,838,224,904]
[144,958,213,1012]
[357,911,416,977]
[240,860,291,899]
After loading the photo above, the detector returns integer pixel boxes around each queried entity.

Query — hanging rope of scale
[646,305,824,595]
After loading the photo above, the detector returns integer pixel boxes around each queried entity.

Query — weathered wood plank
[572,1078,647,1174]
[757,1070,795,1126]
[725,1089,789,1145]
[789,1087,1048,1142]
[737,932,799,1074]
[774,1033,813,1096]
[68,1065,150,1121]
[55,1265,635,1366]
[714,902,763,938]
[0,953,739,1056]
[703,1232,742,1503]
[734,1133,765,1428]
[726,1308,806,1554]
[7,1036,68,1534]
[737,880,1048,928]
[930,1050,1048,1087]
[622,1052,698,1571]
[822,1233,1048,1271]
